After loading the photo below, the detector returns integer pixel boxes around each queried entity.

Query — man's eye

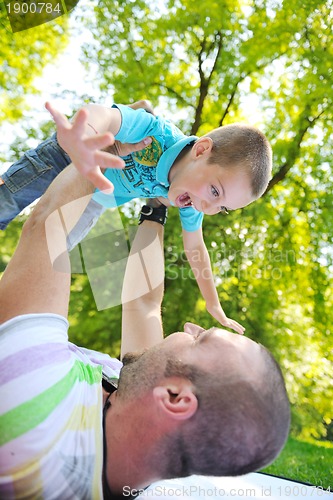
[220,206,229,215]
[211,186,219,197]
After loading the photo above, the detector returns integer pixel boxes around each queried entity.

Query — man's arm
[182,228,245,335]
[0,112,151,325]
[121,220,165,358]
[0,163,95,325]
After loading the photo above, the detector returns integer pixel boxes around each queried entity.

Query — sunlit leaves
[1,0,332,441]
[0,5,69,123]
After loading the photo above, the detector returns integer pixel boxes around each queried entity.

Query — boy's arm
[46,102,152,192]
[182,228,245,335]
[121,219,165,359]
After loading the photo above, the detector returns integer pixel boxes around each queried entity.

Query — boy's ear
[153,377,198,421]
[191,137,213,159]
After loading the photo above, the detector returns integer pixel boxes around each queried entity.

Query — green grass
[262,436,333,490]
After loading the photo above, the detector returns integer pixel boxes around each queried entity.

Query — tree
[78,0,333,439]
[0,4,69,123]
[1,0,332,441]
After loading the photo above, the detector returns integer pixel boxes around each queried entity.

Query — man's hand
[110,100,154,157]
[128,99,154,115]
[45,101,152,193]
[206,303,245,335]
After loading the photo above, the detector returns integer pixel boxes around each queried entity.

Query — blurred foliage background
[1,0,332,449]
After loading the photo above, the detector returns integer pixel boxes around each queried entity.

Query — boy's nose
[201,200,219,215]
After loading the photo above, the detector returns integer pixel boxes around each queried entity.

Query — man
[0,126,290,499]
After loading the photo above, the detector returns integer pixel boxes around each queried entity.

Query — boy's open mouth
[175,192,193,208]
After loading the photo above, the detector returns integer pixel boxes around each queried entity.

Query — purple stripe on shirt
[68,343,122,374]
[0,344,70,385]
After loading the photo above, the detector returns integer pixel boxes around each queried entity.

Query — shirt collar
[156,136,198,187]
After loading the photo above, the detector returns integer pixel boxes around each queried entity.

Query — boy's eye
[220,206,229,215]
[211,186,219,197]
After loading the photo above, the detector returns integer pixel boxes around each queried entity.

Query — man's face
[120,323,265,391]
[161,324,265,380]
[168,156,255,216]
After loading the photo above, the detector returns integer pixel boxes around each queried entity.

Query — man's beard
[122,350,146,366]
[117,349,149,397]
[117,347,165,398]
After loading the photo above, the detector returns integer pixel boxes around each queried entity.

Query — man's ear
[191,137,213,159]
[153,378,198,421]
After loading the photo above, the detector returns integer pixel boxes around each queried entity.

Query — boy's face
[168,139,255,215]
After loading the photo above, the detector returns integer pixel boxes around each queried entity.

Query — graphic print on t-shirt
[122,137,164,189]
[132,137,163,167]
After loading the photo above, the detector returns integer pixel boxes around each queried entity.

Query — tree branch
[264,108,325,195]
[191,32,223,135]
[151,83,195,109]
[218,51,287,126]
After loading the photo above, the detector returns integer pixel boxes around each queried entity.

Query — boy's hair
[205,124,272,198]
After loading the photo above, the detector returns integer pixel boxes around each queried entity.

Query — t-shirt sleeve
[113,103,185,149]
[0,313,113,498]
[179,207,204,232]
[113,104,163,143]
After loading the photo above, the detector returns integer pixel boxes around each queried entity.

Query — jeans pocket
[2,136,70,194]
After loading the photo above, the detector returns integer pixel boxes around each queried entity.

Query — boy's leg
[0,134,71,229]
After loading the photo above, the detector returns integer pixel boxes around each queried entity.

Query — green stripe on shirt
[0,360,102,446]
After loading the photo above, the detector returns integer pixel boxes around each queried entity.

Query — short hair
[162,345,290,478]
[205,124,272,199]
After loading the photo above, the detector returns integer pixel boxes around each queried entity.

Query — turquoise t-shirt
[92,104,204,232]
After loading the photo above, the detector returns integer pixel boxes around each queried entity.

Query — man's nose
[184,322,206,336]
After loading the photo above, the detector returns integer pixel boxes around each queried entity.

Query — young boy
[0,101,272,334]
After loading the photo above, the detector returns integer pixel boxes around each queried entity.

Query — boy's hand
[45,102,152,193]
[206,303,245,335]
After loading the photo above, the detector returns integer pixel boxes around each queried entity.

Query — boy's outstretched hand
[45,102,122,193]
[45,102,152,193]
[206,303,245,335]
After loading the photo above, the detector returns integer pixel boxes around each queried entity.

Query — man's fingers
[128,137,153,153]
[129,100,155,115]
[95,151,125,169]
[45,102,70,129]
[85,132,115,150]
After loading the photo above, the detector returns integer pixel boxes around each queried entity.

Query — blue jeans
[0,134,105,249]
[0,134,71,230]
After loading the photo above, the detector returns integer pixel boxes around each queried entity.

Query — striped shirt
[0,314,122,499]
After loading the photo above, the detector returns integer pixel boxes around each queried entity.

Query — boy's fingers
[96,151,125,169]
[85,168,115,193]
[72,108,89,135]
[230,321,245,335]
[85,132,115,150]
[45,102,70,128]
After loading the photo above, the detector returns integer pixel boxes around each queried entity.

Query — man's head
[168,124,272,216]
[117,324,290,479]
